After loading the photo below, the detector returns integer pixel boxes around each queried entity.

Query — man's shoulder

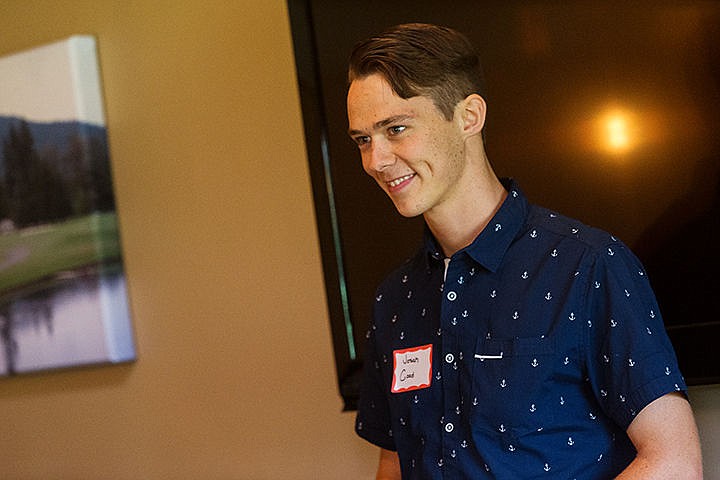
[525,203,620,252]
[375,246,429,292]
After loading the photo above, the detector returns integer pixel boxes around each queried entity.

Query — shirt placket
[438,256,465,476]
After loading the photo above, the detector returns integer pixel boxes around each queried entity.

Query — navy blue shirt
[355,180,686,479]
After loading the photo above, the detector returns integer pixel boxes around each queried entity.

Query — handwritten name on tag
[391,344,433,393]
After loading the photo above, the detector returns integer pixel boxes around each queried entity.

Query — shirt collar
[424,178,528,273]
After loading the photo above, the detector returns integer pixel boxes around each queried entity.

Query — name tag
[391,344,433,393]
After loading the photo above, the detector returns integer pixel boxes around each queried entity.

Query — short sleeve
[584,241,687,430]
[355,314,397,451]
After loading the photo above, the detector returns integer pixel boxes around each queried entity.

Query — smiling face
[347,74,470,219]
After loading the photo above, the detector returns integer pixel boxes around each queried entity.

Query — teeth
[388,174,414,187]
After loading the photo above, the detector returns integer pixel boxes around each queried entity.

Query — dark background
[288,0,720,409]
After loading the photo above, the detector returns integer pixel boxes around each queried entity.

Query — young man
[347,23,702,479]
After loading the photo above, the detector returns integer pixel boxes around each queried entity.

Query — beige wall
[2,2,719,479]
[0,1,377,478]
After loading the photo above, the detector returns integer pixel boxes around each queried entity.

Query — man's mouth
[387,174,415,188]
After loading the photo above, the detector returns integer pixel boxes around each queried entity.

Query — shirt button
[445,422,454,433]
[447,291,457,301]
[445,353,454,364]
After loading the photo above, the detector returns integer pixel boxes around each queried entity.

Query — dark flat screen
[288,0,720,409]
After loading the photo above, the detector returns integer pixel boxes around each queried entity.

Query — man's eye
[354,136,370,146]
[388,125,406,135]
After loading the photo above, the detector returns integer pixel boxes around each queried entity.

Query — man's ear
[458,94,487,137]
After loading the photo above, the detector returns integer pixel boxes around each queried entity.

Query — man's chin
[391,201,424,219]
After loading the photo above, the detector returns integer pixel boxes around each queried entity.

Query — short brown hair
[348,23,486,121]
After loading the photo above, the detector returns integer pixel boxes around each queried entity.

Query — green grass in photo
[0,212,122,293]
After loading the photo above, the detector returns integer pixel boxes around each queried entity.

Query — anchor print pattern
[355,182,687,479]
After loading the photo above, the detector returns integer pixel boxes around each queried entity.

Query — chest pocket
[469,336,556,437]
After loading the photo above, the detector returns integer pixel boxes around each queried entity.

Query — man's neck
[425,174,507,258]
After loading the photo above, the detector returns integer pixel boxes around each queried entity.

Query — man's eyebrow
[348,114,413,136]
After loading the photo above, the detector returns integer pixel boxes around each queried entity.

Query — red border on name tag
[391,344,433,393]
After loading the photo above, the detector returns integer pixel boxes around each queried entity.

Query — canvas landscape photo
[0,36,135,376]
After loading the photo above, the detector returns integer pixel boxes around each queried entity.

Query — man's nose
[363,140,395,173]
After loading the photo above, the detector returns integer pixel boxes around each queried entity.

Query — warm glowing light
[600,109,635,154]
[606,114,630,150]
